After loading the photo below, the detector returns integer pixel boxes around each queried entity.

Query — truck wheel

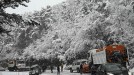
[77,68,80,73]
[36,73,39,75]
[8,67,14,71]
[70,68,73,73]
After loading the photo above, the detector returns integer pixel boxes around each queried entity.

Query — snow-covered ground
[129,68,134,75]
[0,69,134,75]
[0,71,29,75]
[0,70,90,75]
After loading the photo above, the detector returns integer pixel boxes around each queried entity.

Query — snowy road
[0,70,91,75]
[0,71,29,75]
[1,69,134,75]
[41,70,90,75]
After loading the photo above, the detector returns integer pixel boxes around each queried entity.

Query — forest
[0,0,134,66]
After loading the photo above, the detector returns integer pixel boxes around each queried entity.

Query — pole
[126,47,130,66]
[125,44,130,66]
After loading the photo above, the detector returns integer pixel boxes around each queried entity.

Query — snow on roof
[73,59,88,63]
[88,49,98,54]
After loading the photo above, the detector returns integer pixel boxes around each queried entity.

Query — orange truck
[88,43,129,67]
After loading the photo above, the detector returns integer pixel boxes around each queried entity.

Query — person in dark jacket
[80,62,83,74]
[50,65,53,73]
[61,63,63,72]
[42,63,47,72]
[91,65,96,75]
[57,66,60,75]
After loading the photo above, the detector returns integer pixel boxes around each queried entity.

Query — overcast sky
[5,0,66,14]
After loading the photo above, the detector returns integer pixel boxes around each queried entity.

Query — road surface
[1,70,134,75]
[0,70,91,75]
[41,70,90,75]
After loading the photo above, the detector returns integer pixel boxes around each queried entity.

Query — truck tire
[77,68,80,73]
[35,73,39,75]
[8,67,14,71]
[70,68,73,73]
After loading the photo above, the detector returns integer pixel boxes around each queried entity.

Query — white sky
[5,0,66,14]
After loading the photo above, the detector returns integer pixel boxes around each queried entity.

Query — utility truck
[88,43,129,68]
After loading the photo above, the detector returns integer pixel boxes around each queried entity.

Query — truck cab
[16,60,27,71]
[8,60,17,71]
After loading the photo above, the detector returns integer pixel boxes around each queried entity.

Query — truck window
[9,61,14,64]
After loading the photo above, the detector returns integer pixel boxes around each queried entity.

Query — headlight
[107,73,114,75]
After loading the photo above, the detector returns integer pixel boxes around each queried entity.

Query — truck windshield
[9,61,14,64]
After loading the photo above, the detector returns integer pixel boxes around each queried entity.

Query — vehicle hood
[108,70,128,75]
